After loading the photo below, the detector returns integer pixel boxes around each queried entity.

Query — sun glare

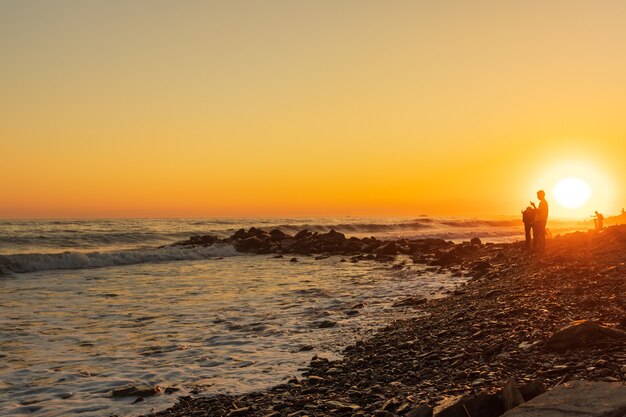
[553,177,592,209]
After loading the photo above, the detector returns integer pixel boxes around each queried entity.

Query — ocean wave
[0,244,240,274]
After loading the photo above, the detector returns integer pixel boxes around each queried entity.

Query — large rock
[269,229,290,241]
[234,236,271,252]
[502,378,525,411]
[375,242,399,255]
[434,392,503,417]
[502,380,626,416]
[112,384,162,398]
[544,320,626,351]
[318,229,346,244]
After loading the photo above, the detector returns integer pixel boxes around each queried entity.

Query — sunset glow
[553,177,592,209]
[1,1,625,219]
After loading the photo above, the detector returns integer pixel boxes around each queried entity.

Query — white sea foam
[0,244,239,274]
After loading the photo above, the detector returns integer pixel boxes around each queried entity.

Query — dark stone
[269,229,290,241]
[234,236,271,252]
[471,237,482,245]
[294,229,312,240]
[407,405,433,417]
[545,320,626,351]
[518,381,547,402]
[433,393,503,417]
[502,377,525,411]
[375,242,399,255]
[112,385,162,398]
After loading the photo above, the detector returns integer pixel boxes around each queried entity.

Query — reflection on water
[0,255,466,416]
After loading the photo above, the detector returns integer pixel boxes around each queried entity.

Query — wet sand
[145,224,626,417]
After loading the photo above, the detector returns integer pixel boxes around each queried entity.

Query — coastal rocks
[544,320,626,351]
[146,225,626,417]
[173,234,219,246]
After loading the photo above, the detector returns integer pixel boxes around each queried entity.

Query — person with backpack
[522,203,536,250]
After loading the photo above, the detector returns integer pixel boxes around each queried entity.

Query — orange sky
[1,1,625,219]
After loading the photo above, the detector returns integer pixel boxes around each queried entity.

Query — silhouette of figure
[522,204,536,250]
[534,190,549,253]
[594,211,604,231]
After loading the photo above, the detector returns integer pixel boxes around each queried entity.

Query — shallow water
[0,253,466,417]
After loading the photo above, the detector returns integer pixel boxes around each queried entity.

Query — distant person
[534,190,549,253]
[522,204,536,250]
[593,211,604,231]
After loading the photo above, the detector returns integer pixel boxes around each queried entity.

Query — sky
[1,1,625,219]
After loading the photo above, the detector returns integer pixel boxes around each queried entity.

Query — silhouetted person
[594,211,604,231]
[522,204,536,250]
[534,190,549,253]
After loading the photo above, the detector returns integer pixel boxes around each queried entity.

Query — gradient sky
[2,1,625,218]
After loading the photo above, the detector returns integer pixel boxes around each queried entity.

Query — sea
[0,217,590,417]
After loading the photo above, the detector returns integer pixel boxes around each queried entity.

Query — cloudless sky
[2,1,625,218]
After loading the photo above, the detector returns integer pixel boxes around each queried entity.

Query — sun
[552,177,592,209]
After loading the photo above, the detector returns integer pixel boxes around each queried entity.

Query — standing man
[534,190,549,253]
[594,211,604,231]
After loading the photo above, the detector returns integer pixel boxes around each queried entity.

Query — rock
[470,260,492,272]
[294,229,312,240]
[316,320,337,328]
[318,229,346,245]
[325,401,361,412]
[433,393,503,417]
[407,404,433,417]
[269,229,290,241]
[393,297,427,307]
[471,237,482,245]
[235,236,271,252]
[502,377,525,411]
[430,251,461,267]
[501,380,626,416]
[289,258,298,263]
[111,384,162,398]
[544,320,626,351]
[227,406,251,416]
[375,242,399,256]
[518,381,547,402]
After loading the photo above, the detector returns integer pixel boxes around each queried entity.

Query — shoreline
[145,225,626,417]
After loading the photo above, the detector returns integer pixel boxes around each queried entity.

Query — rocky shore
[145,225,626,417]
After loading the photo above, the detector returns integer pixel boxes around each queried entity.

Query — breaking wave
[0,244,240,275]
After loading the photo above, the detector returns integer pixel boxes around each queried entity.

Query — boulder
[430,251,461,267]
[112,384,162,398]
[544,320,626,351]
[433,393,503,417]
[231,228,249,240]
[234,236,271,252]
[269,229,290,241]
[318,229,346,244]
[519,381,547,402]
[501,380,626,416]
[294,229,312,240]
[407,405,433,417]
[375,242,399,255]
[502,377,525,411]
[471,237,482,245]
